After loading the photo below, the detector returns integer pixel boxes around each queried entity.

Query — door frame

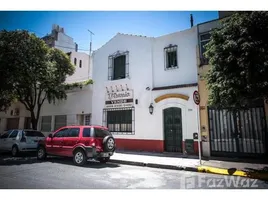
[159,103,187,152]
[163,107,183,152]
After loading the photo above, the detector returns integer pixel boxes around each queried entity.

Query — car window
[83,128,91,137]
[0,130,12,139]
[24,131,45,137]
[9,130,19,138]
[67,128,80,137]
[94,128,111,138]
[54,128,69,138]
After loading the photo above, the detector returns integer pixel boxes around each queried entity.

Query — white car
[0,129,45,156]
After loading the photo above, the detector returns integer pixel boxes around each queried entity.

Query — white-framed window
[54,115,67,131]
[41,116,52,132]
[108,51,129,80]
[164,45,178,70]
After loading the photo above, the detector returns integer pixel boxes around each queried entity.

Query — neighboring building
[91,27,200,154]
[0,25,92,135]
[197,11,268,159]
[42,24,78,53]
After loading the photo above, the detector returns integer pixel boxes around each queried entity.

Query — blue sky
[0,11,218,52]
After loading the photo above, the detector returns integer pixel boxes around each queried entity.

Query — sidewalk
[110,151,268,180]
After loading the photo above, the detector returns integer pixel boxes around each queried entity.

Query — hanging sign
[105,89,134,108]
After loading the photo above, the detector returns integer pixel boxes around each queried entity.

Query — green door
[163,107,183,152]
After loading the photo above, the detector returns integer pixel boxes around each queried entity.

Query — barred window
[85,115,90,125]
[108,51,129,80]
[54,115,67,131]
[164,45,178,70]
[103,107,135,135]
[41,116,52,132]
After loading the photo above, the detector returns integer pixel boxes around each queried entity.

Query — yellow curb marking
[197,166,266,178]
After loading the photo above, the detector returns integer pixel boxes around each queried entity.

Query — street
[0,153,268,189]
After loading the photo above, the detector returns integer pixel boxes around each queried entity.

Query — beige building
[197,12,268,159]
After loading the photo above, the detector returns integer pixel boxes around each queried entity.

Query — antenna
[88,30,95,55]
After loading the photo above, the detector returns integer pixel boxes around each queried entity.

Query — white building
[42,24,78,53]
[91,27,200,154]
[0,25,93,136]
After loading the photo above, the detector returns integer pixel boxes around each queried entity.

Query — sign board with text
[105,90,134,108]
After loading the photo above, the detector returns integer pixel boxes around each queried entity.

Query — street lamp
[149,103,154,115]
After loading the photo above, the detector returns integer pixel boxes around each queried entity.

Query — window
[24,131,44,137]
[79,60,82,68]
[9,130,18,138]
[67,128,80,137]
[0,130,12,139]
[164,45,178,70]
[41,116,52,132]
[74,58,77,66]
[108,51,129,80]
[94,128,111,138]
[199,32,211,65]
[54,115,67,131]
[54,128,69,138]
[85,115,90,125]
[83,128,92,137]
[103,107,135,135]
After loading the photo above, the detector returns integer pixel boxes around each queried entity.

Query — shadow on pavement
[0,152,120,169]
[115,150,268,164]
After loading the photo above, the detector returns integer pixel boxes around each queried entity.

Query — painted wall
[153,27,198,88]
[66,52,91,83]
[54,32,76,53]
[92,29,199,153]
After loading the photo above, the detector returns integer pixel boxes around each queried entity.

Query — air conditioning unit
[13,108,20,116]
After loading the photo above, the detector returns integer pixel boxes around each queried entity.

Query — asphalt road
[0,153,268,189]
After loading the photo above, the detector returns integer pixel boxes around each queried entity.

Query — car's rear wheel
[98,157,110,163]
[11,145,19,157]
[37,146,47,160]
[73,149,86,166]
[103,136,115,152]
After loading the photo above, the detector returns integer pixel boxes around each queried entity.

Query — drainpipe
[150,38,154,105]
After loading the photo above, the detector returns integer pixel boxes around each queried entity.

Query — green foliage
[0,30,76,129]
[64,79,94,90]
[204,12,268,108]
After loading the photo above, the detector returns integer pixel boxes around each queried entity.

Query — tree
[0,30,92,130]
[205,12,268,108]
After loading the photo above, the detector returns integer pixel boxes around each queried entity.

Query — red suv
[36,125,116,166]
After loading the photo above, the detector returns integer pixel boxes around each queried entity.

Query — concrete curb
[109,159,268,181]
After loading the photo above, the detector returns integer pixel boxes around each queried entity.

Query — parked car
[37,125,116,166]
[0,129,45,156]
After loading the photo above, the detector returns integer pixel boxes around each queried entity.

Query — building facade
[197,12,268,158]
[91,27,201,154]
[0,25,93,136]
[42,24,78,53]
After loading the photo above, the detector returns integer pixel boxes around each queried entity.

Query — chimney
[190,14,194,27]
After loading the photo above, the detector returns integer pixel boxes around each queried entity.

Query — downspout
[150,37,154,104]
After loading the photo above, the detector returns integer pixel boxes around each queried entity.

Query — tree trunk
[30,110,38,130]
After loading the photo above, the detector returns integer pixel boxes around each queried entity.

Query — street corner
[197,166,268,181]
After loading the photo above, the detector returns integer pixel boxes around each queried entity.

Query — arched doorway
[163,107,183,152]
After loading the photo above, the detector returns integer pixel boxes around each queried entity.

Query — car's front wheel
[37,146,47,160]
[98,157,110,163]
[73,149,86,166]
[11,145,19,157]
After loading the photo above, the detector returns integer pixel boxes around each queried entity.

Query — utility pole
[88,29,95,56]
